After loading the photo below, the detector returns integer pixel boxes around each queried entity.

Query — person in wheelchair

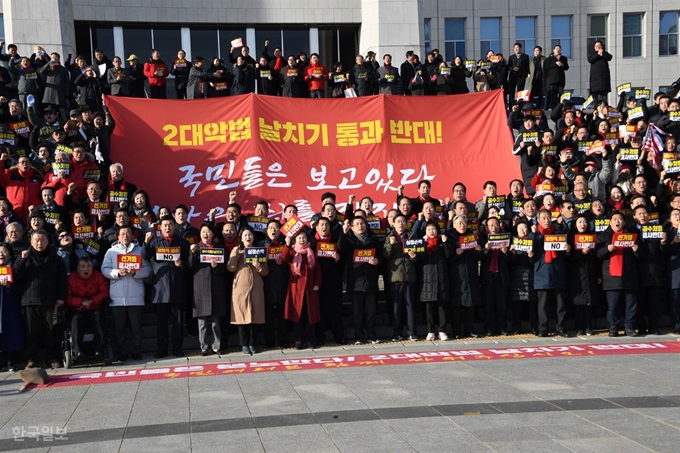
[65,256,110,360]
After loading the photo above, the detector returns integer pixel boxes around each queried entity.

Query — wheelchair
[58,301,114,369]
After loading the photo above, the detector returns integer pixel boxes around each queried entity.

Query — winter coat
[531,232,568,290]
[143,59,169,87]
[10,65,41,96]
[588,51,612,94]
[338,230,383,293]
[544,55,569,87]
[284,247,322,324]
[0,162,43,221]
[260,239,289,307]
[304,63,329,91]
[189,242,228,318]
[479,233,510,286]
[227,249,268,325]
[566,232,600,306]
[637,226,666,288]
[69,156,101,200]
[281,65,303,98]
[417,238,451,302]
[377,65,400,95]
[12,246,68,307]
[508,246,537,302]
[0,276,24,352]
[57,244,89,275]
[186,65,216,100]
[101,241,151,307]
[38,63,70,107]
[66,270,109,311]
[74,73,103,109]
[596,227,641,291]
[382,230,418,283]
[142,235,190,304]
[666,225,680,290]
[231,64,255,95]
[170,58,192,90]
[526,55,545,93]
[451,65,471,94]
[350,64,375,97]
[448,229,482,307]
[308,236,344,300]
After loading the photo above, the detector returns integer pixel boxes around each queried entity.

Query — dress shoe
[392,335,404,342]
[213,349,223,355]
[248,345,258,354]
[557,330,569,338]
[295,341,304,350]
[200,350,210,357]
[538,331,548,337]
[585,329,594,336]
[408,335,418,341]
[469,332,480,338]
[625,330,638,337]
[576,330,586,336]
[172,350,184,357]
[154,352,167,359]
[608,331,619,337]
[242,346,251,355]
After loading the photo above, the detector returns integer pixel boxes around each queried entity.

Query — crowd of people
[1,37,680,373]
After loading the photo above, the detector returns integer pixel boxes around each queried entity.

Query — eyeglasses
[565,206,574,210]
[59,234,69,239]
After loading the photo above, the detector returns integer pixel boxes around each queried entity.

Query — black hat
[28,210,45,220]
[522,103,535,111]
[69,109,81,117]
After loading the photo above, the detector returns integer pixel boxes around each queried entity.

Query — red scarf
[224,237,238,252]
[161,233,174,243]
[315,232,329,242]
[110,178,126,191]
[201,242,214,249]
[609,230,624,277]
[608,198,625,211]
[538,224,556,263]
[291,243,316,276]
[489,249,500,273]
[426,237,438,254]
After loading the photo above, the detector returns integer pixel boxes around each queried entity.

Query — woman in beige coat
[228,227,269,355]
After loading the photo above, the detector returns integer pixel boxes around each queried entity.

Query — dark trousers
[671,289,680,330]
[69,311,104,356]
[636,286,662,332]
[265,303,288,347]
[509,300,537,332]
[530,80,543,110]
[309,90,325,98]
[572,305,592,332]
[352,291,377,341]
[482,279,508,333]
[238,324,255,347]
[426,301,447,333]
[391,283,416,336]
[591,91,608,103]
[175,87,187,100]
[605,290,637,331]
[184,294,198,336]
[293,300,316,345]
[23,306,58,362]
[545,85,563,110]
[149,86,167,99]
[112,306,142,355]
[452,306,475,337]
[537,289,568,333]
[156,303,183,354]
[316,284,344,344]
[510,76,526,97]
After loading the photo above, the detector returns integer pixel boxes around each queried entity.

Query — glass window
[551,16,572,59]
[123,28,152,63]
[445,19,466,60]
[0,14,5,41]
[218,28,247,60]
[660,12,679,56]
[623,13,643,57]
[92,26,114,63]
[480,18,501,56]
[255,29,281,57]
[424,18,431,54]
[153,28,182,64]
[191,29,218,62]
[588,15,607,50]
[515,17,536,52]
[283,29,309,58]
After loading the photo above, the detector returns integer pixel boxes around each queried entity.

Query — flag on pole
[642,123,666,171]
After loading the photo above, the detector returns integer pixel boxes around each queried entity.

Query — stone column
[2,0,76,59]
[359,0,424,61]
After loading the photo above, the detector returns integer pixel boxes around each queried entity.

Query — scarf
[489,249,500,273]
[291,243,315,276]
[426,237,438,255]
[609,230,624,277]
[224,237,238,252]
[109,178,126,191]
[538,224,556,263]
[161,233,174,243]
[608,198,625,211]
[315,232,329,242]
[354,231,370,245]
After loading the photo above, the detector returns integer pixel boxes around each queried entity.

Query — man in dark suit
[400,51,415,95]
[508,42,530,98]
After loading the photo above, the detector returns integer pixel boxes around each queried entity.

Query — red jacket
[283,247,322,324]
[0,161,43,221]
[42,173,71,207]
[303,63,328,91]
[143,59,169,87]
[70,156,100,199]
[66,270,110,311]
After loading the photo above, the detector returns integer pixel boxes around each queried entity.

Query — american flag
[642,123,666,171]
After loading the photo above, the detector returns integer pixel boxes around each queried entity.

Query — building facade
[1,0,679,99]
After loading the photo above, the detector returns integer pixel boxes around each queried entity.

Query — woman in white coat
[101,225,152,362]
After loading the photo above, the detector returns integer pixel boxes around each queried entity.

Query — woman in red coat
[284,230,322,349]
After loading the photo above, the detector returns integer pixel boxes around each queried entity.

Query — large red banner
[106,91,516,223]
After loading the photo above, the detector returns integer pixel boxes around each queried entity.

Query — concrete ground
[2,334,680,452]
